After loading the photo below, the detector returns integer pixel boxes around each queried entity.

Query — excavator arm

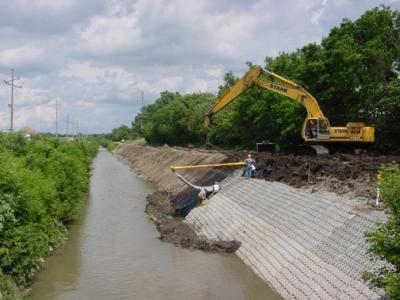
[204,66,375,151]
[204,67,324,128]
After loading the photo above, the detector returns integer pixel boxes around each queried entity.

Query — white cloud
[311,0,330,25]
[61,63,107,82]
[15,0,74,10]
[4,91,57,131]
[207,68,223,79]
[0,46,43,67]
[80,15,142,55]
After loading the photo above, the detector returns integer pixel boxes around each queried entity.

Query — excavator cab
[304,118,330,140]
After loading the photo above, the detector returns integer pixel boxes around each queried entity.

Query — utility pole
[65,114,72,138]
[4,69,22,131]
[75,120,79,139]
[55,100,58,138]
[141,90,144,108]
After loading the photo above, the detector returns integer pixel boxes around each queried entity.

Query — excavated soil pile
[246,151,400,198]
[115,144,228,191]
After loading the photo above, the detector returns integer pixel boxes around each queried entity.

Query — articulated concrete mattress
[185,174,385,299]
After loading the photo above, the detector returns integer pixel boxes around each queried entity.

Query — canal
[28,149,279,300]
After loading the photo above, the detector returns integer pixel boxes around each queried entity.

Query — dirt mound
[247,152,400,198]
[115,144,228,190]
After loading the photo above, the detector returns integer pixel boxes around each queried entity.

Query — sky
[0,0,399,134]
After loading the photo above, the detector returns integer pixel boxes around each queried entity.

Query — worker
[244,154,255,178]
[213,181,220,192]
[376,173,382,207]
[308,120,317,138]
[198,182,221,205]
[198,189,207,205]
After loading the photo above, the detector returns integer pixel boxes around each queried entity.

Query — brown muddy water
[28,149,279,300]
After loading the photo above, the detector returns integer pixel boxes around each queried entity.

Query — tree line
[125,6,399,153]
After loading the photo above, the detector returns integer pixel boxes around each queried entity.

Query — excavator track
[296,144,329,156]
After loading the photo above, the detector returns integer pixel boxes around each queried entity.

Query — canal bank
[115,144,386,299]
[28,148,279,299]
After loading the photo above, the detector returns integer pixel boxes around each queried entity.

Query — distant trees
[131,91,215,146]
[110,125,134,142]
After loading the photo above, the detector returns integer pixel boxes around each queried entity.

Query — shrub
[364,164,400,298]
[0,136,99,295]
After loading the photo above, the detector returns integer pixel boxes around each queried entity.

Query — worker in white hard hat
[244,154,255,178]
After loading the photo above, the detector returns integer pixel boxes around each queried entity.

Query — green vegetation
[364,164,400,298]
[0,133,98,298]
[110,125,136,142]
[132,91,214,146]
[96,138,118,152]
[127,6,400,152]
[131,137,146,145]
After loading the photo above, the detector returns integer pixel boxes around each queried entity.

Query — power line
[4,69,22,131]
[55,100,58,138]
[64,114,72,137]
[21,86,36,102]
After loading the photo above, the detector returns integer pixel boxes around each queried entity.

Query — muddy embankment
[114,144,240,252]
[250,151,400,199]
[115,144,400,251]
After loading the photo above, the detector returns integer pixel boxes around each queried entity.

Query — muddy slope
[146,192,240,252]
[115,144,240,252]
[247,151,400,198]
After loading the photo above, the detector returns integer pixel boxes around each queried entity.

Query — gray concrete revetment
[185,173,385,299]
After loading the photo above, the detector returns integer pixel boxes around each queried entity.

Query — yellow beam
[170,162,245,171]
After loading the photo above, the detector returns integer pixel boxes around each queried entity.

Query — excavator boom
[205,67,375,152]
[205,67,324,127]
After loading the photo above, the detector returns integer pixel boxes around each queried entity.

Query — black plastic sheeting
[174,171,229,217]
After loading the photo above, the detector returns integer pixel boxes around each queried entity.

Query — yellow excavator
[204,67,375,155]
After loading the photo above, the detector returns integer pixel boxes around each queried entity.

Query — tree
[110,125,133,142]
[363,164,400,298]
[137,92,215,146]
[132,91,180,137]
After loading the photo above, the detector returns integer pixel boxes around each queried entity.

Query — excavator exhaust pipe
[256,141,276,153]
